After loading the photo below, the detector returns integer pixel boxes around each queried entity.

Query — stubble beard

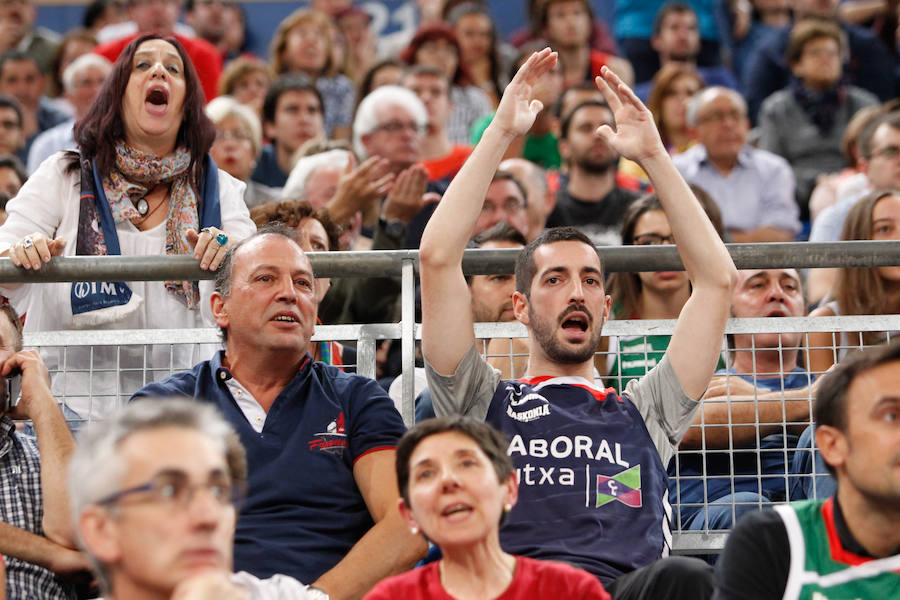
[528,304,605,365]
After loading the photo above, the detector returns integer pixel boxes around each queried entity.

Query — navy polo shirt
[132,351,406,583]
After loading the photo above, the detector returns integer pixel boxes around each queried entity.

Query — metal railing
[5,241,900,554]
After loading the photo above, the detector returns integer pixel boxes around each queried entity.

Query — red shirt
[364,556,611,600]
[421,145,473,183]
[95,33,222,102]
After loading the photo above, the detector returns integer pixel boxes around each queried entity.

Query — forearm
[682,393,813,449]
[28,394,77,546]
[0,522,72,571]
[420,125,515,267]
[311,512,426,600]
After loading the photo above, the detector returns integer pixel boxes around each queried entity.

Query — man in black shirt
[546,100,639,245]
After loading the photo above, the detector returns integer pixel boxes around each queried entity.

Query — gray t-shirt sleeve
[623,353,699,465]
[424,343,502,422]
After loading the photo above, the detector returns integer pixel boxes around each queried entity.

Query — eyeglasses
[215,129,252,142]
[97,471,245,509]
[871,145,900,160]
[481,199,525,215]
[697,109,745,125]
[372,120,426,136]
[633,233,676,246]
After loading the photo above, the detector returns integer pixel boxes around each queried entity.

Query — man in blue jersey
[132,223,425,600]
[713,340,900,599]
[419,48,737,599]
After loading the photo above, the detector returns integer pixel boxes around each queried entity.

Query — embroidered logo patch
[308,412,348,455]
[595,465,642,508]
[505,382,551,423]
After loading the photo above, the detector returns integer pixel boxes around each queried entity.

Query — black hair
[261,73,324,126]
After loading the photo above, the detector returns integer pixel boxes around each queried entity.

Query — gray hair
[68,398,246,593]
[282,148,353,201]
[352,85,427,158]
[685,86,747,128]
[205,95,264,157]
[61,53,112,92]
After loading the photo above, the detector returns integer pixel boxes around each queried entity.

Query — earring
[411,526,419,535]
[503,503,512,513]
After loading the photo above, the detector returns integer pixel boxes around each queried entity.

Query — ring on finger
[215,232,229,247]
[22,236,34,249]
[201,227,212,234]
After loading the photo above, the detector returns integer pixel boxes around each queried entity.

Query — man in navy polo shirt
[133,223,425,600]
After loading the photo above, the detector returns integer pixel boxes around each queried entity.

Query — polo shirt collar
[212,350,314,384]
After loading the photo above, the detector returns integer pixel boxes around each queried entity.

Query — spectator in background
[742,0,894,122]
[714,341,900,599]
[512,0,620,54]
[808,111,900,302]
[45,28,97,110]
[334,5,376,89]
[81,0,129,38]
[0,51,68,163]
[70,399,309,599]
[401,23,493,146]
[602,190,725,391]
[27,53,112,174]
[539,0,634,88]
[184,0,234,62]
[0,94,24,157]
[218,56,271,118]
[674,86,801,242]
[448,2,508,107]
[403,65,473,184]
[0,0,59,75]
[671,267,814,532]
[546,100,641,245]
[93,0,222,102]
[728,0,793,83]
[633,2,737,102]
[807,190,900,373]
[501,157,556,240]
[758,19,878,220]
[471,45,565,171]
[0,303,90,599]
[270,8,356,140]
[357,59,406,106]
[206,95,278,209]
[621,62,704,181]
[0,154,26,224]
[251,74,325,189]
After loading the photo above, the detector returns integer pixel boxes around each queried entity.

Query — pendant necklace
[136,198,149,216]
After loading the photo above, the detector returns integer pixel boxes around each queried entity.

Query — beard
[528,303,605,364]
[574,154,619,175]
[472,299,515,323]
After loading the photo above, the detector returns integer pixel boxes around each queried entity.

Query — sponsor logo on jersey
[504,382,551,422]
[596,465,642,508]
[308,412,348,454]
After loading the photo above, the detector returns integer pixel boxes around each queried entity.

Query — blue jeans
[681,491,768,531]
[789,426,837,500]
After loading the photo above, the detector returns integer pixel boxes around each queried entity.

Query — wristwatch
[306,586,330,600]
[378,217,407,240]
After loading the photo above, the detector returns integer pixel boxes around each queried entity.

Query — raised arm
[420,48,558,375]
[593,67,737,400]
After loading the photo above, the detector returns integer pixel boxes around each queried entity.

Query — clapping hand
[593,66,667,165]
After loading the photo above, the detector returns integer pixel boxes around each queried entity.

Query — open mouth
[561,315,588,332]
[272,312,299,324]
[441,503,472,518]
[144,87,169,115]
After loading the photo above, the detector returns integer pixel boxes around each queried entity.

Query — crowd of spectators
[0,0,898,598]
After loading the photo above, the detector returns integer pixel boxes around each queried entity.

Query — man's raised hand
[593,66,666,164]
[491,48,558,139]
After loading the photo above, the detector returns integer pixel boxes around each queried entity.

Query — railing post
[400,257,416,427]
[356,326,377,381]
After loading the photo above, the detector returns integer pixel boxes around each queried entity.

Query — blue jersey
[427,345,696,583]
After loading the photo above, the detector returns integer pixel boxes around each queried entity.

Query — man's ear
[816,425,847,473]
[263,120,277,142]
[210,292,228,329]
[558,139,571,162]
[513,290,530,326]
[79,507,122,565]
[650,34,662,54]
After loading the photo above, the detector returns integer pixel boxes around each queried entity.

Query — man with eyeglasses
[69,398,308,599]
[0,303,91,599]
[673,86,800,243]
[546,100,642,246]
[808,111,900,301]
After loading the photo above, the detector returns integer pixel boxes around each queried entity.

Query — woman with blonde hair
[270,8,355,139]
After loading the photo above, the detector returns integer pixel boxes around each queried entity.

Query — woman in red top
[364,416,611,600]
